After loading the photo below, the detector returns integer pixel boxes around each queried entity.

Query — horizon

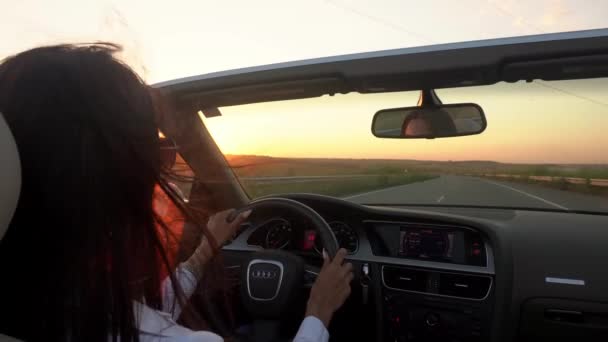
[225,154,608,167]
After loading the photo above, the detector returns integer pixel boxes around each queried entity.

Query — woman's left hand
[183,209,252,279]
[206,208,252,247]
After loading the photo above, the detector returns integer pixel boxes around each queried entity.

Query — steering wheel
[228,197,339,342]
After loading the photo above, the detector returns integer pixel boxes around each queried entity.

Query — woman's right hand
[305,248,354,327]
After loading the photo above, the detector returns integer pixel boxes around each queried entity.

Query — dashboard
[227,194,495,341]
[368,221,487,267]
[221,193,608,341]
[246,218,358,254]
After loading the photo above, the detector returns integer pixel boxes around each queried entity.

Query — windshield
[202,78,608,213]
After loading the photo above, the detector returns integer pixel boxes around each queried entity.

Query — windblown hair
[0,43,224,341]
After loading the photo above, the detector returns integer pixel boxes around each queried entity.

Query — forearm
[304,304,331,328]
[162,238,215,318]
[180,237,214,282]
[161,266,197,318]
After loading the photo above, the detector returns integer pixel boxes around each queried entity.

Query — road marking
[436,195,445,203]
[482,179,569,210]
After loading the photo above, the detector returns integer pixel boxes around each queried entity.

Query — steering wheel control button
[425,312,440,328]
[303,269,318,286]
[247,259,284,301]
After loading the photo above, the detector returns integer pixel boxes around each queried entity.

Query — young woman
[0,43,352,341]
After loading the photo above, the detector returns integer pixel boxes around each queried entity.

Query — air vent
[438,273,492,300]
[382,266,428,292]
[382,265,492,300]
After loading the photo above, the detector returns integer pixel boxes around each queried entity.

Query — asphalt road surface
[344,175,608,213]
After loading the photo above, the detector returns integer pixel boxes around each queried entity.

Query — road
[344,175,608,212]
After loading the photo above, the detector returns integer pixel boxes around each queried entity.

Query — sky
[1,0,608,163]
[202,79,608,164]
[2,0,608,83]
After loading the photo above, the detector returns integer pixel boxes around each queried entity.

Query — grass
[227,155,608,179]
[500,165,608,180]
[225,154,608,199]
[240,174,437,199]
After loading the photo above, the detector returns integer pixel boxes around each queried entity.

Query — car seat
[0,111,23,342]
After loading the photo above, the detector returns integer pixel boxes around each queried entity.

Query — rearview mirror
[372,103,487,139]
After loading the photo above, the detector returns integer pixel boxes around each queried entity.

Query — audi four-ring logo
[251,270,277,279]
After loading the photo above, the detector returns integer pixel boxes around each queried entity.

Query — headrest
[0,112,21,241]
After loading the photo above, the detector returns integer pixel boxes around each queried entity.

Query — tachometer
[315,221,358,254]
[264,219,293,249]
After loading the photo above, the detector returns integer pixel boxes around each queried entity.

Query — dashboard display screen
[399,228,454,260]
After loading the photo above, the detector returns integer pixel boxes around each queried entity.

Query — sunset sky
[1,0,607,163]
[202,78,608,164]
[2,0,608,83]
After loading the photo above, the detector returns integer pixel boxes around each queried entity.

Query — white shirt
[134,266,329,342]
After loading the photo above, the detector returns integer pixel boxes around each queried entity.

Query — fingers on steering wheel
[332,248,348,265]
[233,209,252,225]
[339,262,353,278]
[225,207,253,224]
[342,264,354,280]
[322,249,330,267]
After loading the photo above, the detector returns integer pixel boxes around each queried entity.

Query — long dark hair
[0,44,219,341]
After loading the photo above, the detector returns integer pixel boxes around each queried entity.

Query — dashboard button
[425,312,440,327]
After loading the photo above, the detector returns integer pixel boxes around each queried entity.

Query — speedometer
[264,219,293,249]
[315,221,358,254]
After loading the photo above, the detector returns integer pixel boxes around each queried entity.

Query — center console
[366,221,495,341]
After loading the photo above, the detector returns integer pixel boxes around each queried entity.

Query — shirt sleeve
[292,316,330,342]
[161,266,199,320]
[136,301,224,342]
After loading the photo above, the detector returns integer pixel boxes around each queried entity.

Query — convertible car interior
[2,29,608,342]
[154,29,608,342]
